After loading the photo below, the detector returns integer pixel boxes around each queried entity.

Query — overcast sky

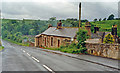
[1,0,119,21]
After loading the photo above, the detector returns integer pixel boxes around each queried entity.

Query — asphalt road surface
[1,40,118,72]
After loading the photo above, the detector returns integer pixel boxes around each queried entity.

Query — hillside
[1,19,120,45]
[81,20,119,37]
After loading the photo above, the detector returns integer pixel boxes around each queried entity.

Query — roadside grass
[3,38,29,46]
[0,46,4,51]
[45,45,87,54]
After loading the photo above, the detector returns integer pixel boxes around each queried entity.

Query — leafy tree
[103,18,106,21]
[76,29,89,49]
[11,20,17,24]
[103,33,114,44]
[91,23,95,33]
[29,29,36,35]
[99,18,101,21]
[94,19,97,22]
[14,32,22,37]
[49,17,56,21]
[107,14,114,20]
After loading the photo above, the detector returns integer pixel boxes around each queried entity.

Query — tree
[107,14,114,20]
[49,17,56,21]
[29,29,36,35]
[49,17,57,26]
[94,19,97,22]
[32,22,39,35]
[103,18,106,21]
[76,29,89,48]
[103,34,114,44]
[14,32,22,37]
[99,18,101,21]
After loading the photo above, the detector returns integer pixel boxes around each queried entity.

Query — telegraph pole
[79,2,81,28]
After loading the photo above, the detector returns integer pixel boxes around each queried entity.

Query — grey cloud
[1,2,118,20]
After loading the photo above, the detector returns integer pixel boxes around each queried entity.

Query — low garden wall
[86,43,120,59]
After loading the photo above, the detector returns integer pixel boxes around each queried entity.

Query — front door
[45,37,46,46]
[58,39,60,47]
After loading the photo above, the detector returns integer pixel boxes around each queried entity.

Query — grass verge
[0,46,4,51]
[3,38,29,46]
[45,45,87,54]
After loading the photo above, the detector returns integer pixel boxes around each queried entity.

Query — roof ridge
[50,27,81,28]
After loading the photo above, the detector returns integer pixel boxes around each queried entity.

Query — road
[1,40,119,72]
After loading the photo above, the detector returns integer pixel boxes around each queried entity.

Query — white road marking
[23,50,25,53]
[27,53,31,56]
[43,65,55,73]
[32,56,40,63]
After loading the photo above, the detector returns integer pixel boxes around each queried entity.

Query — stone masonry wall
[40,35,71,48]
[86,43,120,59]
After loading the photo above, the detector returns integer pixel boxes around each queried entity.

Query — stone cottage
[35,24,83,48]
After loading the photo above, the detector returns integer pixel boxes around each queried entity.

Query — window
[45,37,46,46]
[58,39,60,47]
[51,37,53,46]
[91,50,93,54]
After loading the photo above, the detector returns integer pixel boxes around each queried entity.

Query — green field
[91,20,119,31]
[82,20,120,37]
[2,19,120,47]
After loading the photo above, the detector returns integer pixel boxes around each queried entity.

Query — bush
[76,29,89,49]
[79,47,87,54]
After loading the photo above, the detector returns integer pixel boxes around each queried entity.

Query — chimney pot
[48,24,52,28]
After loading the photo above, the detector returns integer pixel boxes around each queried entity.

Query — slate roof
[91,33,101,39]
[36,27,79,38]
[91,32,111,39]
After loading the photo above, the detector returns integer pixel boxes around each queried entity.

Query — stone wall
[86,43,120,59]
[36,34,73,48]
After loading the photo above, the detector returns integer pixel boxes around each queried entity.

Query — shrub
[76,29,89,48]
[79,47,87,54]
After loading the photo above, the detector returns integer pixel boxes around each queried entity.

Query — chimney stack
[57,20,62,29]
[79,2,81,28]
[85,22,91,37]
[94,26,99,33]
[112,25,117,35]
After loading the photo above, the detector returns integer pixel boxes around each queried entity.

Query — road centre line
[23,50,25,53]
[43,65,55,73]
[32,56,40,63]
[27,53,30,56]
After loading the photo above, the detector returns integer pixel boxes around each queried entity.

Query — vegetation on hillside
[2,14,120,47]
[2,19,49,45]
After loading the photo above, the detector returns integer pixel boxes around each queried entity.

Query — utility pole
[79,2,81,28]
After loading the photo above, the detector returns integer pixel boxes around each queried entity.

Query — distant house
[85,24,119,44]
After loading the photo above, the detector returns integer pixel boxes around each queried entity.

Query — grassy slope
[82,20,119,37]
[0,39,4,51]
[91,20,119,31]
